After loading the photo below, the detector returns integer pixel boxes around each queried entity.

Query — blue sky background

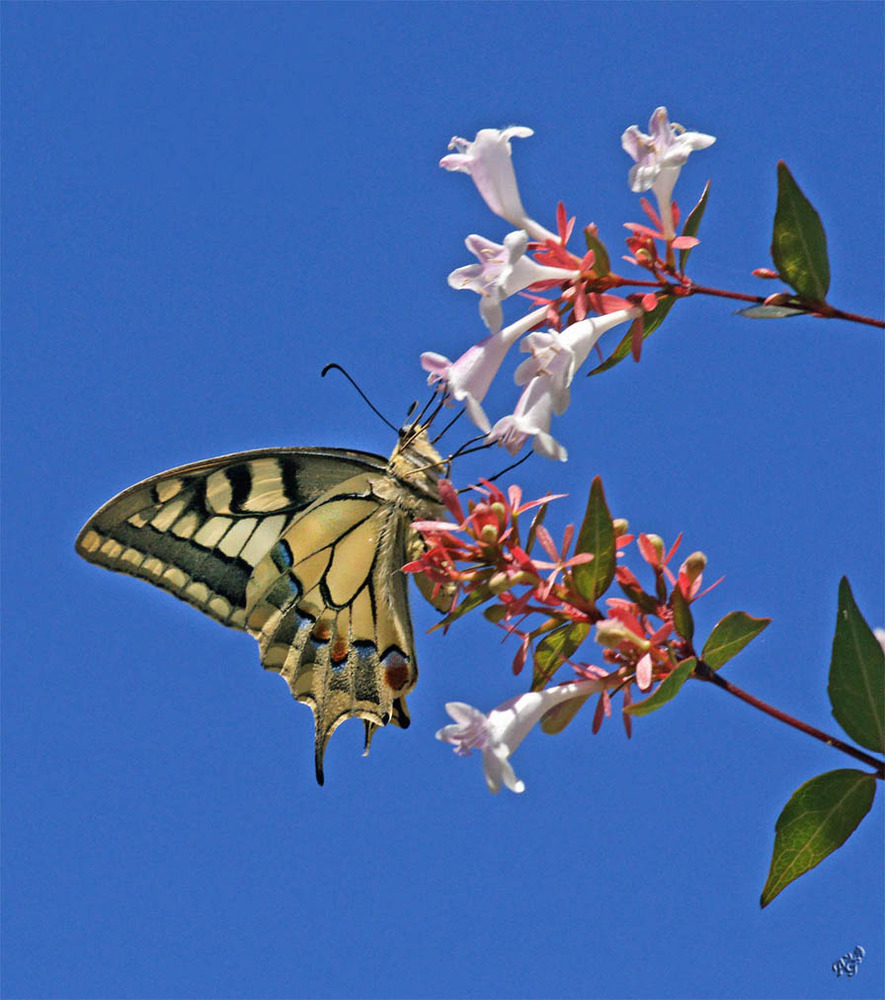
[3,4,882,999]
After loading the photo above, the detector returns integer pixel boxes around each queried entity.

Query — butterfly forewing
[75,447,387,628]
[76,430,445,783]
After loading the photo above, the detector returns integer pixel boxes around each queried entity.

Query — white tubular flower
[448,230,579,335]
[436,679,606,794]
[440,127,557,243]
[420,305,549,432]
[421,335,509,433]
[621,107,716,239]
[487,363,570,462]
[514,308,643,386]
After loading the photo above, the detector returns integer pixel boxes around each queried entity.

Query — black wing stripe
[225,463,254,512]
[84,514,255,610]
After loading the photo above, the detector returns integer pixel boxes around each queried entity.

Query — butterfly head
[390,420,447,499]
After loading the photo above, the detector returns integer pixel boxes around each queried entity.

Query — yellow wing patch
[244,475,420,783]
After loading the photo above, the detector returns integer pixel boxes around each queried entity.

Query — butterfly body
[76,425,445,783]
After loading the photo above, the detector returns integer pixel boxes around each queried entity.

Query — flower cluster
[411,102,884,908]
[407,477,717,792]
[404,477,591,625]
[424,108,716,460]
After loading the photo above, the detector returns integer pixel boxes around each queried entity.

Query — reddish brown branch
[693,661,885,777]
[686,283,884,327]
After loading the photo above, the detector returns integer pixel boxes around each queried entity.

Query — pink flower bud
[680,551,707,583]
[638,533,665,568]
[596,618,649,652]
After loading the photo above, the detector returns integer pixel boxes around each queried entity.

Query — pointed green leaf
[828,577,885,753]
[617,577,661,616]
[760,769,876,907]
[524,500,549,556]
[625,658,695,716]
[588,296,676,375]
[583,229,611,277]
[702,611,771,669]
[532,622,590,691]
[670,585,694,642]
[737,303,804,319]
[429,587,490,631]
[678,179,710,271]
[771,161,830,301]
[572,476,615,602]
[540,692,593,734]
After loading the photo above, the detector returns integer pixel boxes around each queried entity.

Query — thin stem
[693,660,885,777]
[597,275,884,327]
[682,283,765,304]
[810,304,885,328]
[685,283,884,327]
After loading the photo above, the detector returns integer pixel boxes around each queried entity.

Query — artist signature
[832,945,865,978]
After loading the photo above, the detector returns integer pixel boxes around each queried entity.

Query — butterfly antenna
[321,363,398,433]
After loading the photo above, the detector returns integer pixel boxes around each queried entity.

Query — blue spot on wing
[273,540,294,569]
[353,639,376,661]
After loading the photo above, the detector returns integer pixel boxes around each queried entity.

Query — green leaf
[771,161,830,301]
[737,303,804,320]
[524,500,548,556]
[625,658,695,716]
[702,611,771,669]
[828,577,885,753]
[430,587,490,631]
[587,296,676,375]
[678,179,710,272]
[617,577,661,616]
[532,622,590,691]
[572,476,615,602]
[540,692,593,735]
[583,229,611,277]
[670,585,694,642]
[760,769,876,907]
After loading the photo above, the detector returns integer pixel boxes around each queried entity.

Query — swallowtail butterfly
[76,422,446,784]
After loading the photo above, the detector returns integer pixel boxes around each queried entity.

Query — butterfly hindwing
[76,430,445,783]
[247,473,422,782]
